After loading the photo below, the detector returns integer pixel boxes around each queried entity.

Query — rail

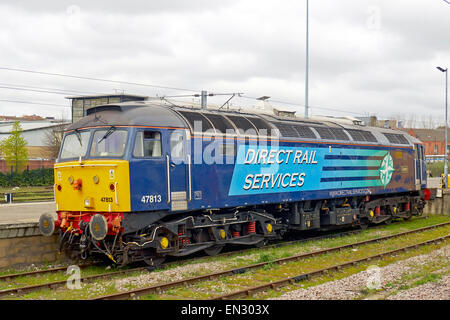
[0,218,436,299]
[92,221,450,300]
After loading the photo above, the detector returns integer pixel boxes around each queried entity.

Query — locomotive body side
[186,138,417,210]
[126,129,420,214]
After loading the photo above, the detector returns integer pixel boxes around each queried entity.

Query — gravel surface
[112,261,225,292]
[387,274,449,300]
[272,245,449,300]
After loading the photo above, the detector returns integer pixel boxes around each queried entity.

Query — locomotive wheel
[203,245,223,256]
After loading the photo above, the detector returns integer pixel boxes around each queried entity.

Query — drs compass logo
[379,153,395,188]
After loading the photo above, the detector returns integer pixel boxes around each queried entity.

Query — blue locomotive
[39,101,429,265]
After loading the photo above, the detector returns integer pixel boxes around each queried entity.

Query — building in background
[403,128,450,162]
[0,119,69,173]
[355,116,403,129]
[67,94,148,123]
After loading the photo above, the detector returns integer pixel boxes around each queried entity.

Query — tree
[0,121,28,173]
[43,122,67,159]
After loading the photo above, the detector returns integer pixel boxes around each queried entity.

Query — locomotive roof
[67,101,422,147]
[67,102,189,130]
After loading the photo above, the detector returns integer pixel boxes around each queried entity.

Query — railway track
[0,217,440,299]
[0,226,368,297]
[0,217,425,297]
[213,235,450,300]
[0,262,98,282]
[91,221,450,300]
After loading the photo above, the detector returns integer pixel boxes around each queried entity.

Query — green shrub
[427,162,444,177]
[0,168,53,187]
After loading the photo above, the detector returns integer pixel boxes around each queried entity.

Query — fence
[0,187,54,204]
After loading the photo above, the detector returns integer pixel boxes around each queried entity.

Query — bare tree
[405,114,417,128]
[43,122,68,159]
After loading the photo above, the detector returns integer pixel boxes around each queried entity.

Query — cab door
[166,130,190,211]
[414,144,425,190]
[129,129,169,211]
[420,145,427,187]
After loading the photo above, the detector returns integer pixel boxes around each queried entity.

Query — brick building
[403,128,450,161]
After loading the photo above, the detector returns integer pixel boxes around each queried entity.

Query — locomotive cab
[49,125,191,231]
[39,103,195,264]
[54,127,132,213]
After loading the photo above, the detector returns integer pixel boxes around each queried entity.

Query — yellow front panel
[54,160,131,212]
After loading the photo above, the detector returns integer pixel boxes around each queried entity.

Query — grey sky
[0,0,448,125]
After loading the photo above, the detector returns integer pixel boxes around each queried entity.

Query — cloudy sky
[0,0,449,126]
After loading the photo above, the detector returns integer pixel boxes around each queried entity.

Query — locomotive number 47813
[141,195,162,204]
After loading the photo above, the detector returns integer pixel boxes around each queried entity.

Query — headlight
[84,197,94,208]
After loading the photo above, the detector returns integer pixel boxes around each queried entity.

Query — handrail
[187,154,192,202]
[166,155,171,203]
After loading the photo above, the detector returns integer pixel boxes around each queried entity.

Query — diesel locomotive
[39,101,429,266]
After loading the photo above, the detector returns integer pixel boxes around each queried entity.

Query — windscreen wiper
[97,126,116,144]
[74,129,82,146]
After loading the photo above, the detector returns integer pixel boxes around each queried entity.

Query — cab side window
[133,131,162,158]
[170,131,185,159]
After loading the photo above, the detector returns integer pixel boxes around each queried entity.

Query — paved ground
[0,202,57,225]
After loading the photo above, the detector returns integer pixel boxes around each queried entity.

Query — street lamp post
[437,66,448,188]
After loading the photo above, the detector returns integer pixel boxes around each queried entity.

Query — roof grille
[202,113,235,134]
[383,133,409,145]
[178,111,213,132]
[273,122,299,137]
[314,127,349,141]
[292,125,316,139]
[346,129,378,143]
[225,115,257,135]
[271,122,316,139]
[246,117,274,136]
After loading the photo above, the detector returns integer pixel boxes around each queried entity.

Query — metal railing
[0,189,54,204]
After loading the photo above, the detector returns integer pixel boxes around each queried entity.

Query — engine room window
[60,131,90,159]
[90,129,128,157]
[170,131,185,159]
[133,131,162,158]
